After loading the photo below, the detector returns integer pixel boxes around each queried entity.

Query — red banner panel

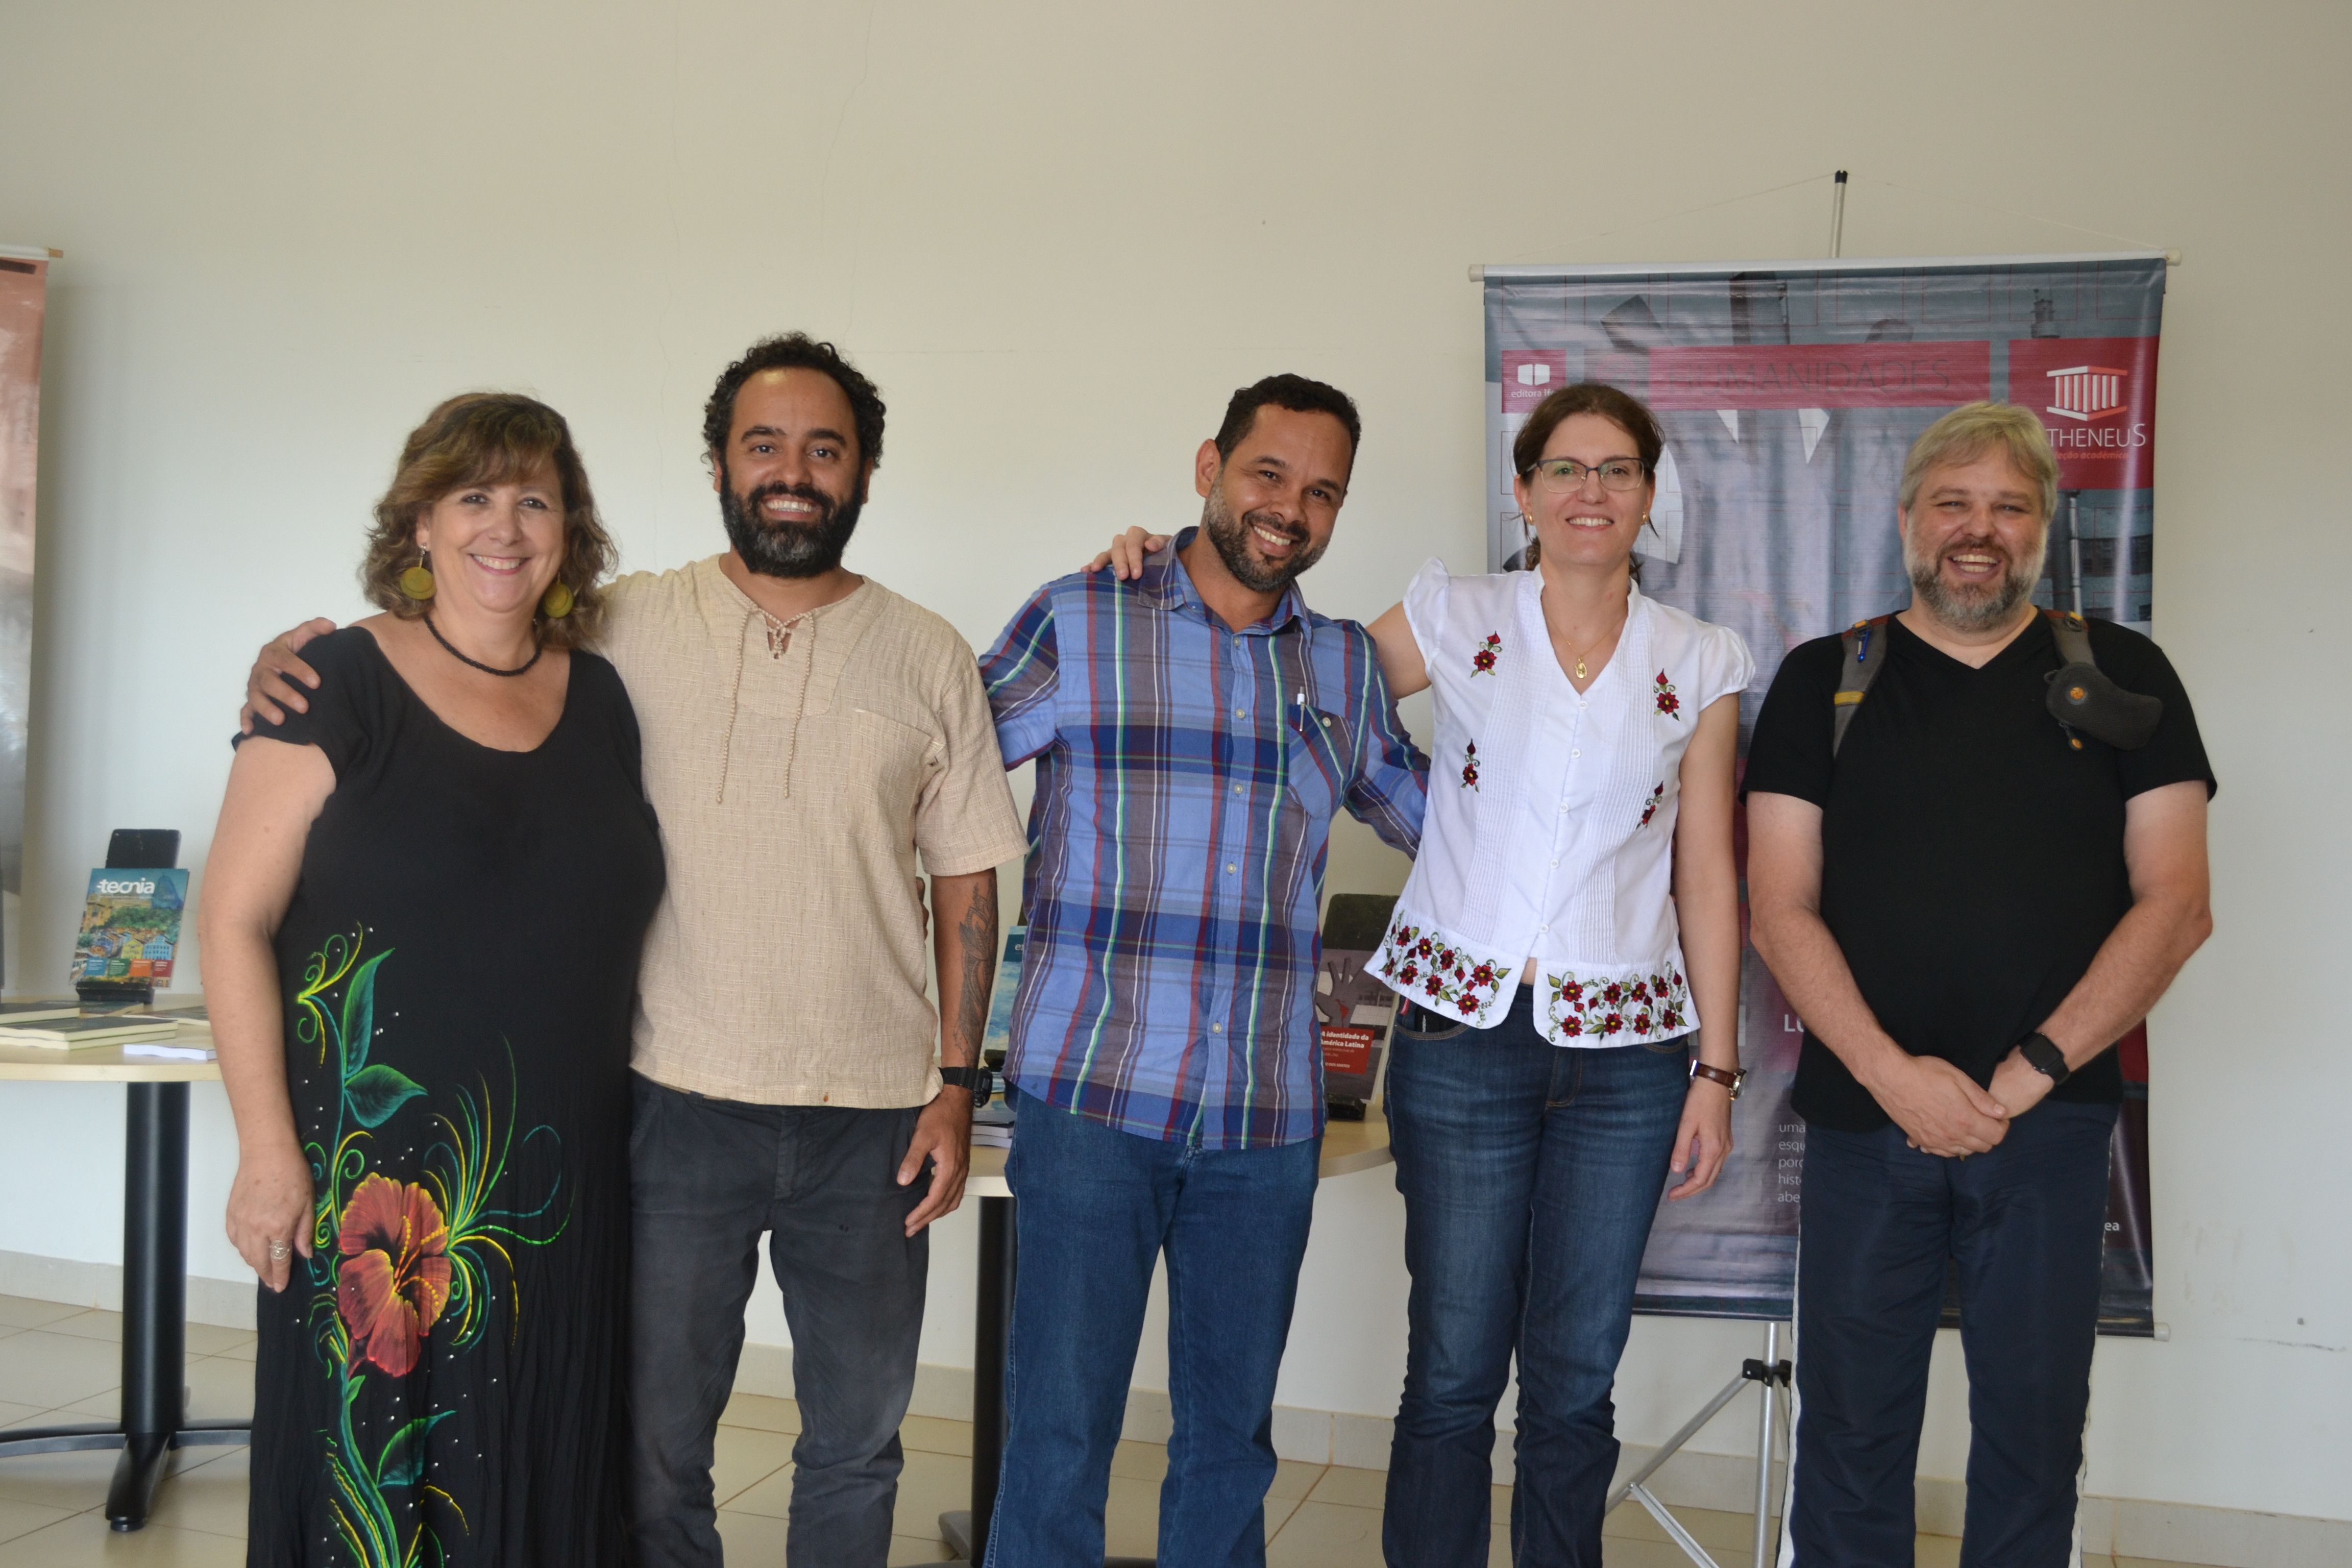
[1645,341,1992,409]
[2006,336,2158,491]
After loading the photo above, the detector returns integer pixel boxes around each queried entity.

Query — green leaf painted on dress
[339,949,393,1075]
[346,1065,424,1129]
[375,1410,452,1489]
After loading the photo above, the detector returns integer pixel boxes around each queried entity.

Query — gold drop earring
[400,550,436,601]
[540,579,575,619]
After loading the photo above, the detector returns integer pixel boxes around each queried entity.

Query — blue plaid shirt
[980,532,1427,1149]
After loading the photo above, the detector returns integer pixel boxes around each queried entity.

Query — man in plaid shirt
[978,375,1426,1565]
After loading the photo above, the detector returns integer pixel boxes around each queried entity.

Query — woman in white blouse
[1091,381,1748,1566]
[1360,383,1749,1566]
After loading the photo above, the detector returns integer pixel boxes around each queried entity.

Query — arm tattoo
[947,878,998,1066]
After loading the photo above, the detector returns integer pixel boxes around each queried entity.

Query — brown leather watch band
[1689,1061,1746,1099]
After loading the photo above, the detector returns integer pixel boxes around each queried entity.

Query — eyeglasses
[1528,457,1648,494]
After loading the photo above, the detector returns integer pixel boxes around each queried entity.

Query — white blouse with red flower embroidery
[1366,560,1753,1048]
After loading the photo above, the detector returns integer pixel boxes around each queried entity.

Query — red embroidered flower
[1399,961,1418,985]
[1630,981,1651,1002]
[1637,782,1665,830]
[1471,632,1502,676]
[1654,671,1681,718]
[1561,1016,1583,1036]
[1601,1013,1625,1036]
[1469,963,1496,989]
[1437,947,1455,968]
[1460,742,1481,792]
[1560,981,1583,1002]
[1424,975,1443,997]
[1602,983,1624,1006]
[336,1173,452,1377]
[1415,938,1434,959]
[1634,1012,1654,1034]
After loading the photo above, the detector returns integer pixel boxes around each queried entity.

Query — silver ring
[267,1240,290,1261]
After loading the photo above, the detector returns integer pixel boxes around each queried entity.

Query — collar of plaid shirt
[982,530,1427,1150]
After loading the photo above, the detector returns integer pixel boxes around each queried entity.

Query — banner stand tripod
[1605,1321,1792,1568]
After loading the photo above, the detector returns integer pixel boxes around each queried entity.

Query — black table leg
[942,1192,1016,1564]
[0,1080,249,1527]
[105,1081,186,1531]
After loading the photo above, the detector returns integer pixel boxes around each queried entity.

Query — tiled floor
[0,1295,2205,1566]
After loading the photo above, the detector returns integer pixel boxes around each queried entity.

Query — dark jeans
[984,1089,1321,1568]
[628,1074,927,1568]
[1382,989,1691,1568]
[1789,1098,2118,1568]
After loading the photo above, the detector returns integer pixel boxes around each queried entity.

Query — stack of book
[0,998,215,1059]
[970,1097,1015,1150]
[0,1014,179,1050]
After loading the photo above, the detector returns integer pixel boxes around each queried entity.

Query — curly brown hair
[358,393,615,649]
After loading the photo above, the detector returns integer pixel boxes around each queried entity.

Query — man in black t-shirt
[1745,404,2213,1568]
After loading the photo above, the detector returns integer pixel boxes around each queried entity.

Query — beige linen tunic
[601,556,1027,1108]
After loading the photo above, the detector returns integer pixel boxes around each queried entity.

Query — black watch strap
[939,1065,994,1107]
[2019,1032,2071,1086]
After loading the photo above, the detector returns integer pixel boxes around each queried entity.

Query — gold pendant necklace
[1568,612,1624,682]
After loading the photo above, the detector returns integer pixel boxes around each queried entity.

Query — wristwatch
[939,1065,994,1108]
[2018,1033,2071,1087]
[1689,1061,1746,1100]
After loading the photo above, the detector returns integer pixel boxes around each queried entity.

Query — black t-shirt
[1742,613,2214,1132]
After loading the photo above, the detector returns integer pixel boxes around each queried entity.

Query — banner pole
[1753,1321,1779,1568]
[1828,171,1848,258]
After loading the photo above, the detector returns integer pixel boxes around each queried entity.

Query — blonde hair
[1898,402,2060,523]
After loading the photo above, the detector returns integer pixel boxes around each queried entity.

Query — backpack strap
[1830,616,1893,757]
[2044,607,2096,668]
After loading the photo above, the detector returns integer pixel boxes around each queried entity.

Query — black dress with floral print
[239,630,664,1567]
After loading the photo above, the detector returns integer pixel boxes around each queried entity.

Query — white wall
[2,0,2346,1525]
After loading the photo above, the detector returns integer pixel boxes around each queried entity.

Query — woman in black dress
[200,393,664,1565]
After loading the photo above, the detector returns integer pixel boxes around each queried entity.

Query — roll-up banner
[0,247,47,986]
[1483,254,2164,1332]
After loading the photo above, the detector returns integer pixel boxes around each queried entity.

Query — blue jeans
[1383,989,1690,1568]
[1789,1099,2117,1568]
[985,1089,1321,1568]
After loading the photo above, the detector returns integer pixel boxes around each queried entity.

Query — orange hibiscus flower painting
[336,1173,452,1376]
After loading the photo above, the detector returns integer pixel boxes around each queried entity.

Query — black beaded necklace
[423,611,543,677]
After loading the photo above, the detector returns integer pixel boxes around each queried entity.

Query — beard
[719,467,864,579]
[1905,528,2047,632]
[1201,485,1328,595]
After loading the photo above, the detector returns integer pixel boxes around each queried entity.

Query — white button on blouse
[1367,560,1753,1048]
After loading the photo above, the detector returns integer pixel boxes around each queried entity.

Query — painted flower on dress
[1460,742,1481,791]
[1637,782,1665,829]
[1546,964,1692,1045]
[336,1173,452,1376]
[1472,633,1502,676]
[1654,671,1681,718]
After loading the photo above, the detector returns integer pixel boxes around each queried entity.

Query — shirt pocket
[1284,705,1351,822]
[850,707,942,813]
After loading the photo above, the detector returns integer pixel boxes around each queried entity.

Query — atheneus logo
[1516,362,1552,388]
[2045,365,2129,422]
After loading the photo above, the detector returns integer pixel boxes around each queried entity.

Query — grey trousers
[628,1074,928,1568]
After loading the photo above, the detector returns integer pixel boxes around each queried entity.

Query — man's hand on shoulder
[1084,527,1168,580]
[1864,1049,2010,1158]
[239,619,338,733]
[898,1091,972,1237]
